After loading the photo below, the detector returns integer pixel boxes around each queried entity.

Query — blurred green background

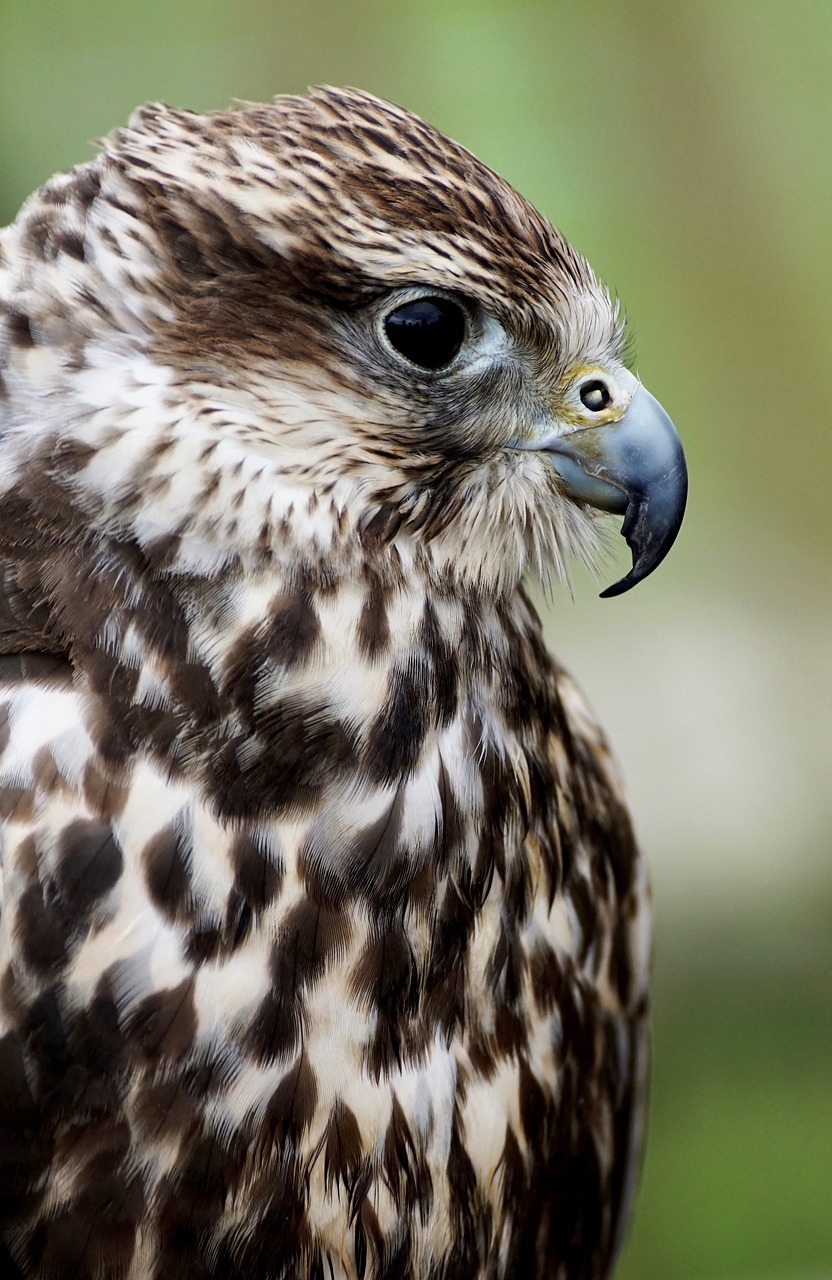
[2,1,830,1275]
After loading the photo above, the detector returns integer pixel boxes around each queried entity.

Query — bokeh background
[2,1,830,1275]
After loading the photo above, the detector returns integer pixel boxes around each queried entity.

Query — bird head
[0,87,685,599]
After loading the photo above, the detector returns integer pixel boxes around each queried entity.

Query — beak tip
[598,576,632,600]
[599,454,688,599]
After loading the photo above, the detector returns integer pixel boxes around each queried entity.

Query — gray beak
[542,384,687,597]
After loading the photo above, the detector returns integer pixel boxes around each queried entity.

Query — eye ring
[381,292,468,371]
[580,379,613,412]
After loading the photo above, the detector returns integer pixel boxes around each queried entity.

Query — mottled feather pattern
[0,88,649,1279]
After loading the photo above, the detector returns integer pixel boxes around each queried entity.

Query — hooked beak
[523,381,687,597]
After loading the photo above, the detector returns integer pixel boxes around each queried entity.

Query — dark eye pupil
[384,297,466,370]
[580,379,612,412]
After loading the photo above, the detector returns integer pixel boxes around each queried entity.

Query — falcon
[0,88,686,1280]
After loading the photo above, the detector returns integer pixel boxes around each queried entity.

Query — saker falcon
[0,88,687,1280]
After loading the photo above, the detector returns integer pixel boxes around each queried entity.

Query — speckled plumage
[0,88,657,1280]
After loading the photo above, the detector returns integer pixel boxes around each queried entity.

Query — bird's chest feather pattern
[0,563,648,1280]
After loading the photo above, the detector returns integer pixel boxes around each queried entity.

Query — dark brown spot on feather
[498,1125,529,1214]
[231,830,284,910]
[424,881,474,1038]
[569,872,596,963]
[242,987,303,1065]
[263,1053,318,1144]
[143,824,193,921]
[166,661,222,726]
[119,706,185,762]
[519,1057,551,1147]
[529,937,562,1014]
[0,786,34,822]
[126,979,197,1061]
[131,1076,197,1143]
[220,591,321,727]
[502,845,533,927]
[210,695,357,820]
[82,763,129,819]
[445,1109,484,1271]
[361,125,407,158]
[343,789,418,909]
[55,229,85,261]
[16,881,71,976]
[84,648,141,702]
[184,902,250,965]
[263,591,321,667]
[357,582,390,659]
[488,918,524,1005]
[382,1095,433,1215]
[610,913,636,1006]
[7,309,35,347]
[83,698,135,770]
[323,1100,364,1195]
[363,658,430,785]
[420,599,458,724]
[352,923,419,1076]
[74,167,101,208]
[0,654,74,687]
[273,895,352,990]
[55,819,122,909]
[353,1196,384,1280]
[243,898,351,1064]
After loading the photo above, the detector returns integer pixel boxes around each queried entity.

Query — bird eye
[580,379,613,412]
[383,296,467,370]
